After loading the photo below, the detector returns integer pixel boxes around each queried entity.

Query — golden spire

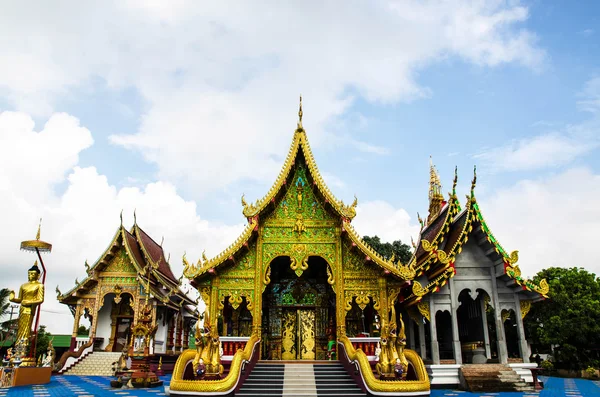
[297,95,303,131]
[427,157,444,224]
[36,218,42,240]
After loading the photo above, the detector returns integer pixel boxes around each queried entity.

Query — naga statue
[376,304,409,379]
[192,310,224,379]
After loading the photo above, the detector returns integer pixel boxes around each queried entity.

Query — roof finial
[160,236,164,246]
[36,218,42,240]
[427,156,444,224]
[120,210,123,226]
[471,165,477,197]
[133,209,137,224]
[297,95,303,131]
[452,166,458,196]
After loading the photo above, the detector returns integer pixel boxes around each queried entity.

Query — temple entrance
[282,309,316,359]
[262,256,335,360]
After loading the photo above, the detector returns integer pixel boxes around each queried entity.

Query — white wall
[96,293,114,350]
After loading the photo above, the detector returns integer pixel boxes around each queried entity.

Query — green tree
[77,325,89,336]
[0,288,15,342]
[524,267,600,370]
[362,235,412,264]
[35,325,52,360]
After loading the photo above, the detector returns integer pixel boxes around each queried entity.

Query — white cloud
[0,112,243,334]
[577,77,600,114]
[352,200,420,247]
[481,167,600,278]
[473,132,597,171]
[0,1,544,194]
[475,77,600,172]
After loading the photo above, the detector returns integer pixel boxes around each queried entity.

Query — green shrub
[541,360,554,370]
[585,366,596,377]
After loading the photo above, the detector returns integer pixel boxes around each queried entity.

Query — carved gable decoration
[103,249,137,274]
[264,161,335,225]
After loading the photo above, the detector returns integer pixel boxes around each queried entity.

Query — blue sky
[1,1,599,333]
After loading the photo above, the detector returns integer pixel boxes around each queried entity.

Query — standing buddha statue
[9,263,45,349]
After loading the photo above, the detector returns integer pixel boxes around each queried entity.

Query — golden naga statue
[376,305,409,379]
[9,263,45,344]
[192,311,224,378]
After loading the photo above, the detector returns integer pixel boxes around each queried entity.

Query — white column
[448,278,462,364]
[418,320,427,360]
[429,298,440,364]
[513,296,530,363]
[480,298,491,359]
[490,268,508,364]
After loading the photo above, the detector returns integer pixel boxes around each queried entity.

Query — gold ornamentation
[169,335,260,393]
[282,310,297,360]
[292,214,306,235]
[300,310,315,360]
[412,281,427,297]
[508,250,519,265]
[113,285,123,304]
[537,278,550,296]
[520,300,532,319]
[417,301,430,321]
[501,309,511,323]
[339,336,430,393]
[55,285,62,300]
[326,263,335,285]
[241,107,357,221]
[343,221,415,279]
[192,311,224,377]
[420,239,434,253]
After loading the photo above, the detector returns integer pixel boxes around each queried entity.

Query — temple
[168,99,430,395]
[400,162,549,386]
[52,99,548,395]
[56,217,196,375]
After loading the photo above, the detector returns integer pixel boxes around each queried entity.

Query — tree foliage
[77,325,89,336]
[524,267,600,370]
[362,235,413,264]
[35,325,52,360]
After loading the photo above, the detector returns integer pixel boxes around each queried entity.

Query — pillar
[167,314,175,354]
[183,318,190,349]
[480,297,491,359]
[490,268,508,364]
[514,297,530,363]
[429,297,440,364]
[418,320,427,360]
[175,312,183,351]
[448,278,462,364]
[70,304,82,351]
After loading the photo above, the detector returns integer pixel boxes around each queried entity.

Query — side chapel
[57,217,196,357]
[398,163,549,380]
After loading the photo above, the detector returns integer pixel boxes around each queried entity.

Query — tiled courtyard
[0,375,599,396]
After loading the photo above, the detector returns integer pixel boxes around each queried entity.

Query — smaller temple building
[399,164,549,386]
[56,216,196,373]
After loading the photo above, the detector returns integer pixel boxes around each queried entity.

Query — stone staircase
[459,364,534,392]
[62,352,122,376]
[236,361,365,397]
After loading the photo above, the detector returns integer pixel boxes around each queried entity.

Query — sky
[1,1,599,335]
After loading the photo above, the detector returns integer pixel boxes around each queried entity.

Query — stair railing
[338,336,431,396]
[169,335,260,395]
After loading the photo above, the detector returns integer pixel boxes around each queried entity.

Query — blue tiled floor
[0,375,599,396]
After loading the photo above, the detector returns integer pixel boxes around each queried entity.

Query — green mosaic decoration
[104,248,137,273]
[264,162,335,224]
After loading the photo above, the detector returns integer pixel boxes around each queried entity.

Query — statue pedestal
[11,367,51,387]
[472,347,487,364]
[129,356,163,388]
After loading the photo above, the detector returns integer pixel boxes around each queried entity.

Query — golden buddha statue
[9,263,45,345]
